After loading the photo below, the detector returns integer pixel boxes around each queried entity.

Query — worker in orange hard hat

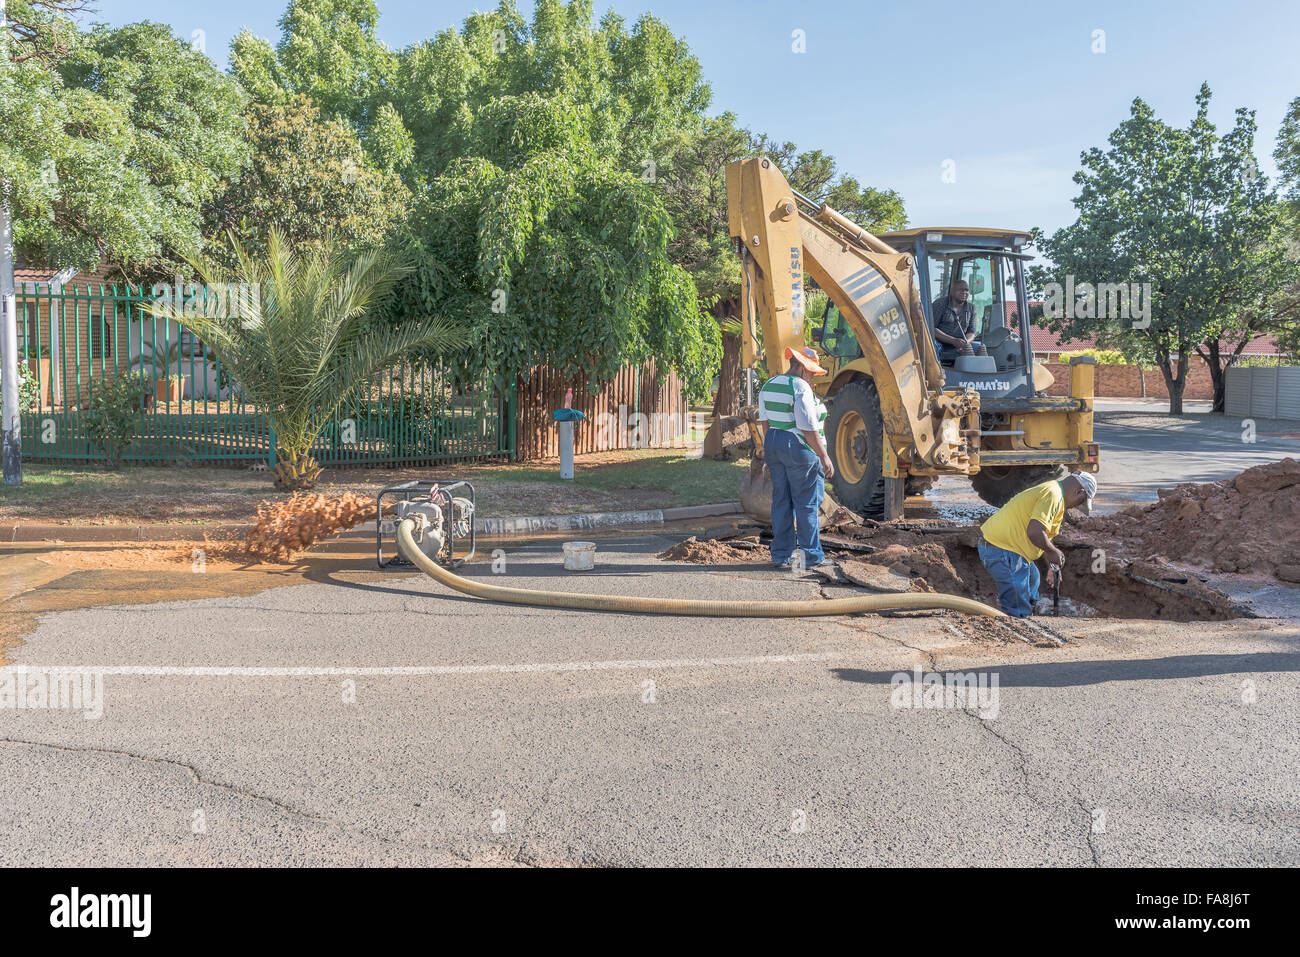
[757,346,834,570]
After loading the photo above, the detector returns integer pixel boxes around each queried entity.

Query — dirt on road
[661,460,1300,622]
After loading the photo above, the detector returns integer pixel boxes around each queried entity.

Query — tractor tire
[970,464,1066,508]
[825,378,901,520]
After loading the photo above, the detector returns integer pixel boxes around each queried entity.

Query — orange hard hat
[786,346,828,376]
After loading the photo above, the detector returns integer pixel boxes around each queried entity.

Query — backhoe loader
[726,157,1099,521]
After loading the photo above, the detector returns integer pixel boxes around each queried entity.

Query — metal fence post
[505,379,517,460]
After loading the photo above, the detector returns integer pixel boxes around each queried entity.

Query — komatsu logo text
[790,246,802,333]
[956,379,1013,392]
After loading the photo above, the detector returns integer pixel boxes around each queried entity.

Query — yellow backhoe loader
[726,157,1099,521]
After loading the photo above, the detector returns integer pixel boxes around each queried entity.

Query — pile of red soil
[657,536,770,564]
[1077,458,1300,580]
[245,492,375,562]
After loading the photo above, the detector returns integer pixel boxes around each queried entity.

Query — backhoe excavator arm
[726,157,977,472]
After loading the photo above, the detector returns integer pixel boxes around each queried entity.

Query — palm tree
[148,229,459,490]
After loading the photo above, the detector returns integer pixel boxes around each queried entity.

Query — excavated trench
[820,457,1300,620]
[666,522,1246,622]
[918,535,1241,621]
[822,525,1247,621]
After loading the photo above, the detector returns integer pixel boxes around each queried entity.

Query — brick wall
[1041,359,1215,400]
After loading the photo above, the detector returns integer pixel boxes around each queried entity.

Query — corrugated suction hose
[397,520,1004,618]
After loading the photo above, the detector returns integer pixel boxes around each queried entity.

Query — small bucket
[562,541,596,571]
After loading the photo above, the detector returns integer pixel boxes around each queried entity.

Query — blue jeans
[766,429,824,565]
[978,540,1040,617]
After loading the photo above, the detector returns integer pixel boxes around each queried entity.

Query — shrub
[1233,354,1291,368]
[84,374,145,468]
[805,289,830,324]
[0,364,41,413]
[1058,349,1129,365]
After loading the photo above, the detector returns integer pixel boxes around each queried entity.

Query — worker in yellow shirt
[977,472,1097,617]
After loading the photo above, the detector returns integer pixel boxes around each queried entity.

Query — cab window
[959,256,995,337]
[819,305,862,360]
[927,254,953,309]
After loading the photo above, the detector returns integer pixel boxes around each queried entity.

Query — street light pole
[0,0,20,485]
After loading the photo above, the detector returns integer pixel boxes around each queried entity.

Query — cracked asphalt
[2,530,1298,866]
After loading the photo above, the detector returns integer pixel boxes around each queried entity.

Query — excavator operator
[931,279,989,364]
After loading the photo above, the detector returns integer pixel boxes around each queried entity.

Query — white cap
[1070,471,1097,514]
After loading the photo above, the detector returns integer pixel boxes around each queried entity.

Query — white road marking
[0,652,842,678]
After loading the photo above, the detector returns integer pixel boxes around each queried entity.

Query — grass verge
[3,449,747,525]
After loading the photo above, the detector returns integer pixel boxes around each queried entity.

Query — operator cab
[880,227,1037,399]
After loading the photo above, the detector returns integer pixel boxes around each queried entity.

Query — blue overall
[766,428,825,565]
[977,540,1041,617]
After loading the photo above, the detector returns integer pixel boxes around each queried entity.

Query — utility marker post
[553,387,585,481]
[559,419,575,479]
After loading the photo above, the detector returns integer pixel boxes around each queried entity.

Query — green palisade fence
[13,284,513,467]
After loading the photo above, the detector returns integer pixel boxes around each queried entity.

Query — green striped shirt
[758,374,827,451]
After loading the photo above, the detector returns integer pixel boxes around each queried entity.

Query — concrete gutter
[476,503,741,536]
[2,502,744,544]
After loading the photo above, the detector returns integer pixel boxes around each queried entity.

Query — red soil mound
[1078,458,1300,580]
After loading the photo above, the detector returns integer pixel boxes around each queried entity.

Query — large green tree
[391,0,707,184]
[232,0,718,395]
[1276,96,1300,219]
[3,7,248,272]
[203,95,413,264]
[1036,84,1290,413]
[381,0,718,394]
[229,0,411,172]
[1270,96,1300,357]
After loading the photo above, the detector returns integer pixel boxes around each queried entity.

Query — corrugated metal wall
[515,360,691,460]
[1281,368,1300,419]
[1224,367,1251,416]
[1224,366,1300,419]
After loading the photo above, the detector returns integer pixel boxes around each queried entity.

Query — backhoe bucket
[739,457,849,528]
[740,458,773,522]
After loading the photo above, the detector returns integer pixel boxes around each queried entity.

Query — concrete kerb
[2,502,744,544]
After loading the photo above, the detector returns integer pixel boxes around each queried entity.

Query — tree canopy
[229,0,412,173]
[378,0,720,393]
[203,94,412,264]
[1033,84,1291,412]
[2,3,248,272]
[1271,95,1300,356]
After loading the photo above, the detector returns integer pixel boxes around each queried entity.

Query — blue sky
[96,0,1300,235]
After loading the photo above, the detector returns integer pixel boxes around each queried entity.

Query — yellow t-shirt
[980,480,1065,561]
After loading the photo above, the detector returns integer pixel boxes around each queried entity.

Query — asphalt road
[1093,418,1300,508]
[2,529,1298,867]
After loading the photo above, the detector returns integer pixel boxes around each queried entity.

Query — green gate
[12,284,514,466]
